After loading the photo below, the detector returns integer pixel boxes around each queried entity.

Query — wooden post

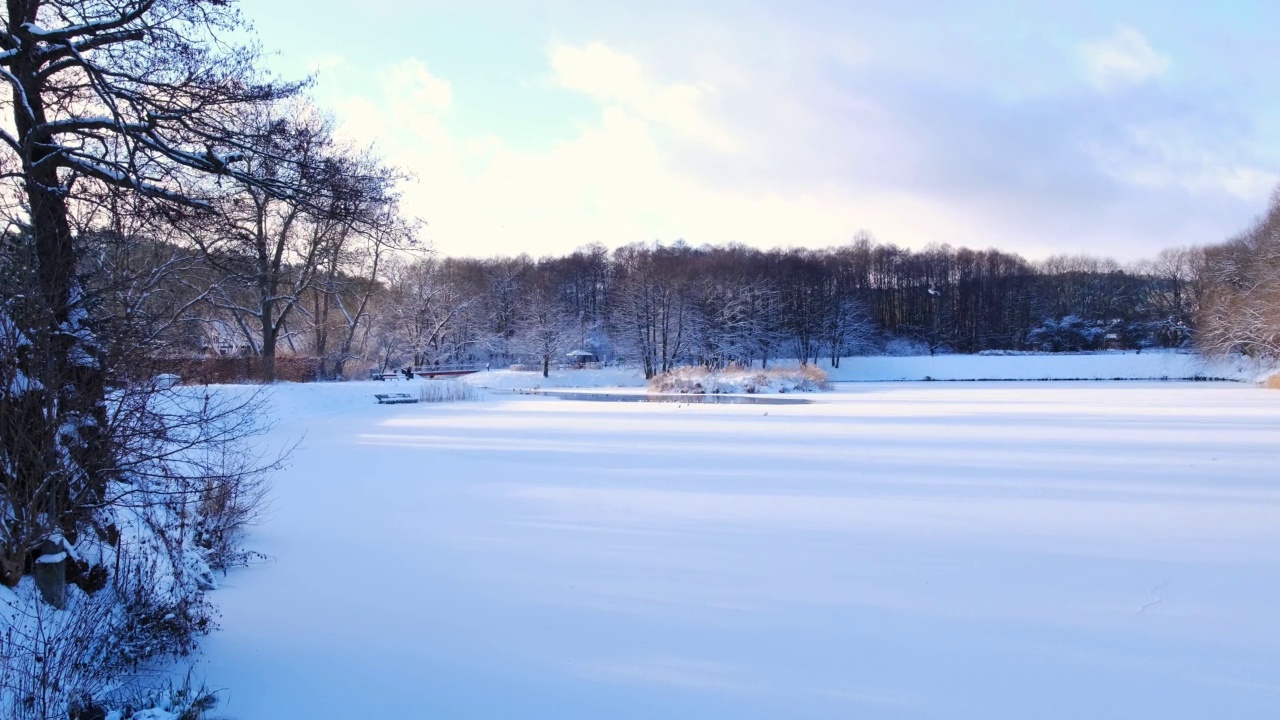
[33,539,66,609]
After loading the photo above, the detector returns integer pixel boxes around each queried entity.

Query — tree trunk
[0,141,112,592]
[261,324,278,382]
[314,289,330,379]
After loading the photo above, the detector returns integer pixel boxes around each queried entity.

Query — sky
[237,0,1280,261]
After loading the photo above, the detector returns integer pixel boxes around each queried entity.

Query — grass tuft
[418,380,483,403]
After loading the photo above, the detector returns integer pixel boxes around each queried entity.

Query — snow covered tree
[517,272,577,377]
[821,295,874,368]
[372,257,483,370]
[0,0,304,591]
[1198,191,1280,358]
[307,203,415,380]
[610,243,695,378]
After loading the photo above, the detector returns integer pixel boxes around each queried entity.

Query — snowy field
[199,378,1280,719]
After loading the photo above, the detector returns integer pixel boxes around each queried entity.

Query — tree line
[133,234,1212,381]
[1197,191,1280,359]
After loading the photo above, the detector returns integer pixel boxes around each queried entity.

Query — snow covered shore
[821,350,1271,383]
[452,351,1272,391]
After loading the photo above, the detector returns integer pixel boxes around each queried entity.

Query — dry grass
[795,363,830,390]
[1265,374,1280,390]
[650,363,830,394]
[417,380,483,403]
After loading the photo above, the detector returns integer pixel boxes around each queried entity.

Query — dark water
[515,390,814,405]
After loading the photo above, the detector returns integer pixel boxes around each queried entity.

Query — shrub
[650,364,829,394]
[0,554,214,720]
[418,381,483,403]
[1,383,280,718]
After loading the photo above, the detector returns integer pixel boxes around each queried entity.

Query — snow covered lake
[201,380,1280,719]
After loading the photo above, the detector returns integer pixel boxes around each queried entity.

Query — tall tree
[0,0,302,587]
[193,106,399,381]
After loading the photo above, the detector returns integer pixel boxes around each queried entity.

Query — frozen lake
[201,381,1280,719]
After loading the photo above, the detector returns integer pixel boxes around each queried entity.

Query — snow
[196,374,1280,719]
[8,369,41,394]
[108,711,179,720]
[820,350,1271,383]
[445,351,1274,391]
[460,365,647,390]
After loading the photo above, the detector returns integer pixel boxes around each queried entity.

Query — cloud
[1079,28,1171,92]
[380,57,453,112]
[314,32,1267,263]
[322,50,907,258]
[551,42,735,151]
[1089,121,1279,202]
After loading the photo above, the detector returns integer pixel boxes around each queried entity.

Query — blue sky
[238,0,1280,260]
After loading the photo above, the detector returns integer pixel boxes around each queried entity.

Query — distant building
[565,350,599,368]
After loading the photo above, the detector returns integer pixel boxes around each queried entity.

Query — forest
[121,223,1266,381]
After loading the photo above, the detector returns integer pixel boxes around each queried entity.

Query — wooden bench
[370,371,401,381]
[374,393,418,405]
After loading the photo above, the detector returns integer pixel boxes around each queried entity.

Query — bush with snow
[649,364,829,394]
[877,336,933,356]
[0,385,279,719]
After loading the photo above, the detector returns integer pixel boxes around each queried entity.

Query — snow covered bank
[459,366,646,390]
[198,381,1280,719]
[821,351,1272,383]
[440,352,1273,391]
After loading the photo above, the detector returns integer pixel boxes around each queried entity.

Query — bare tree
[610,243,694,378]
[191,106,400,381]
[0,0,303,588]
[0,1,303,712]
[373,257,481,370]
[309,207,416,379]
[518,273,577,377]
[1198,193,1280,358]
[822,295,874,368]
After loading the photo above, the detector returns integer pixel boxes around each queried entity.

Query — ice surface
[199,368,1280,719]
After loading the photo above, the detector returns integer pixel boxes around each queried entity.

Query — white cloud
[1089,123,1278,201]
[551,42,735,152]
[317,47,1222,263]
[380,57,453,111]
[1079,28,1171,92]
[327,55,981,259]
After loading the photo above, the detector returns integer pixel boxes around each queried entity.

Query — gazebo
[565,349,599,368]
